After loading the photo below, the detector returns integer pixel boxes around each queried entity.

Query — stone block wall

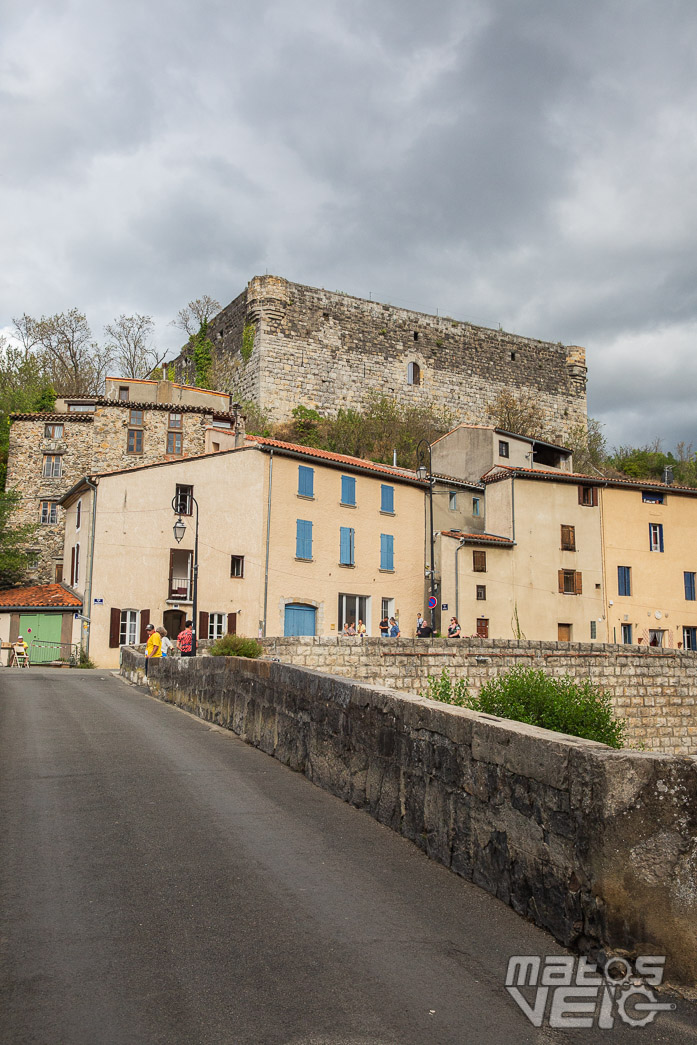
[121,648,697,986]
[174,275,588,444]
[7,402,224,583]
[259,636,697,756]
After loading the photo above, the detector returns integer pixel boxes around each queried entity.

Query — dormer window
[407,362,421,386]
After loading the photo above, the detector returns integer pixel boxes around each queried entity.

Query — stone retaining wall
[259,636,697,756]
[121,648,697,986]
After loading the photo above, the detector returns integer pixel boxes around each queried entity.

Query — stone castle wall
[183,275,588,444]
[121,648,697,986]
[258,635,697,757]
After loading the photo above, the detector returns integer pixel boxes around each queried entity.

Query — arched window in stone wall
[407,361,421,386]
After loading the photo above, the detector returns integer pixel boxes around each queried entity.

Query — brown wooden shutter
[558,569,565,593]
[227,613,237,636]
[70,546,75,586]
[591,487,598,507]
[578,485,584,504]
[139,610,150,643]
[199,611,209,641]
[109,608,121,648]
[574,571,583,595]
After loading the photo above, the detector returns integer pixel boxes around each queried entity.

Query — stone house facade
[174,274,588,444]
[6,379,243,584]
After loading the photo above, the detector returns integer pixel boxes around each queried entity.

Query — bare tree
[13,309,111,396]
[487,389,548,439]
[104,313,168,379]
[172,296,221,338]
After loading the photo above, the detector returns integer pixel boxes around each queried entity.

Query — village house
[6,377,244,584]
[59,437,432,668]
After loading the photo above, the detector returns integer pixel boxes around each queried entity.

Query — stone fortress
[175,275,588,443]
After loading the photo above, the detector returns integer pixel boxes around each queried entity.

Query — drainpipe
[455,537,466,622]
[262,449,274,637]
[511,476,516,543]
[84,477,98,657]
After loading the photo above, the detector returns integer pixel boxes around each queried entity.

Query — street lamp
[171,492,199,655]
[416,439,436,632]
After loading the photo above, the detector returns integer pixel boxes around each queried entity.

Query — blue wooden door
[284,604,316,637]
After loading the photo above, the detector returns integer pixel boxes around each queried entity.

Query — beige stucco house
[60,437,429,667]
[600,479,697,648]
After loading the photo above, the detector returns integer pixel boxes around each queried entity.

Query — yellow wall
[601,486,697,648]
[64,446,426,666]
[439,476,604,642]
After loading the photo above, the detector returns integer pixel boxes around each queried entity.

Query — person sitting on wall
[448,617,461,638]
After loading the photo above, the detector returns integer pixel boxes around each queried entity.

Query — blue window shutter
[340,526,354,565]
[685,572,696,601]
[296,519,312,559]
[341,475,356,505]
[659,524,664,552]
[381,485,394,513]
[381,534,394,570]
[298,466,314,497]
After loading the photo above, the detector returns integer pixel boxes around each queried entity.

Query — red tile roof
[482,464,697,494]
[440,530,515,545]
[245,435,428,484]
[0,584,82,609]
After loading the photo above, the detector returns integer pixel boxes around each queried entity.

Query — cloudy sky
[2,0,696,451]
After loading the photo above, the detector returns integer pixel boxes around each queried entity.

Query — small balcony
[168,548,192,602]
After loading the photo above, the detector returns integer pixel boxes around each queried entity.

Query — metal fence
[28,640,81,666]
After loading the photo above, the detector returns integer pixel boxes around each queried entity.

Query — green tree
[565,417,608,474]
[0,340,56,487]
[487,389,549,439]
[0,489,38,587]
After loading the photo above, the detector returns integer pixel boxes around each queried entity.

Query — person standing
[145,623,162,675]
[357,619,366,637]
[448,617,461,638]
[177,620,194,657]
[158,626,173,657]
[416,613,425,635]
[379,614,389,637]
[389,617,400,638]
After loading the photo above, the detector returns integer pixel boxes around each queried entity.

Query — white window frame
[120,609,139,646]
[209,613,225,640]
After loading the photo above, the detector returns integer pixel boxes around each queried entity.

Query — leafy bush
[470,666,626,748]
[421,668,470,707]
[420,666,626,748]
[208,634,263,659]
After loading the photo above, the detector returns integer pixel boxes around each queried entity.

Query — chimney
[234,407,246,448]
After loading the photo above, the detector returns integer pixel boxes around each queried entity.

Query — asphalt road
[1,669,696,1045]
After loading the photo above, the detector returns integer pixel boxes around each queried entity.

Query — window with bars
[558,569,582,594]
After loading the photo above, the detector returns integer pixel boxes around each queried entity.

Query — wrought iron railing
[169,575,192,600]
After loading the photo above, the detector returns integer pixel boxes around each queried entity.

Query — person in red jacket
[177,620,195,657]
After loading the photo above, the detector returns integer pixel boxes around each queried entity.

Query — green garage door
[19,614,63,664]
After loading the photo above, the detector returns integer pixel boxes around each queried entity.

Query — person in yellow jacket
[145,623,162,674]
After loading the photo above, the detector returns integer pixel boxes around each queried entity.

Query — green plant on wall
[241,322,255,364]
[191,322,214,388]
